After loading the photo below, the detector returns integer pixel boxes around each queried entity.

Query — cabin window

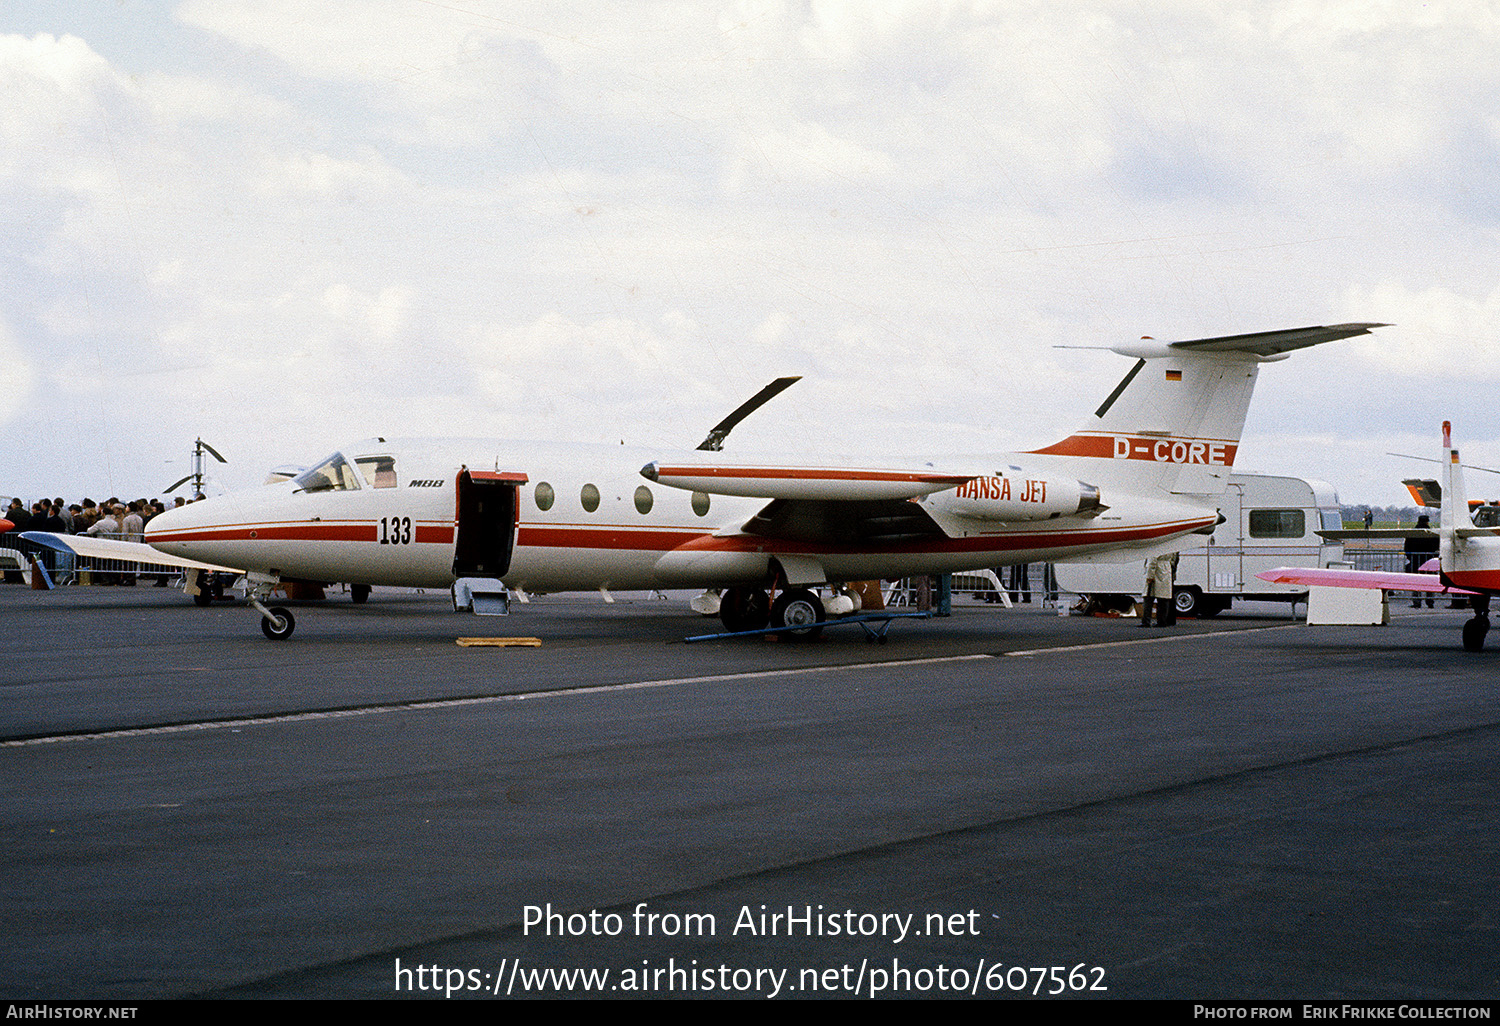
[634,485,653,514]
[580,483,600,513]
[692,491,710,517]
[354,455,398,489]
[534,482,555,511]
[1248,509,1305,539]
[1320,510,1343,533]
[293,452,361,493]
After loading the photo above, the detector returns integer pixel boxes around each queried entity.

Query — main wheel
[261,606,296,640]
[1462,616,1488,652]
[720,587,770,633]
[771,588,825,641]
[350,584,371,605]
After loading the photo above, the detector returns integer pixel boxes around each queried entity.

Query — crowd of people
[3,495,197,584]
[4,495,190,543]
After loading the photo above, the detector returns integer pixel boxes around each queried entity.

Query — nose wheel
[260,606,296,641]
[245,573,296,640]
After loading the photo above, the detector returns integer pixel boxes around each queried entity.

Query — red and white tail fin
[1027,323,1386,496]
[1440,420,1470,570]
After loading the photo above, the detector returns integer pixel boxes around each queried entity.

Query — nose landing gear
[247,572,296,640]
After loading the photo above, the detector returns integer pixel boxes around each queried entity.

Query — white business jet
[33,323,1383,640]
[1259,420,1500,651]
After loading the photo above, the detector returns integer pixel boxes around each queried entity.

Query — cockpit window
[294,452,362,493]
[354,455,398,489]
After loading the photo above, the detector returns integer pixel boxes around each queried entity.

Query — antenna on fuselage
[696,376,802,451]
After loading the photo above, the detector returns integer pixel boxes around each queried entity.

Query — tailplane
[1028,323,1386,495]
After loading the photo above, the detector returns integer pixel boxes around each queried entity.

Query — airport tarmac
[1,585,1496,1000]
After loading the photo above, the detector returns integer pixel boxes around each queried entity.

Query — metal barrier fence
[1342,550,1410,573]
[0,534,182,587]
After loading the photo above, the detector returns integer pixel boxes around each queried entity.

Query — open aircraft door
[452,470,526,614]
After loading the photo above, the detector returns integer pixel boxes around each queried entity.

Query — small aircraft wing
[20,532,242,573]
[642,460,973,501]
[644,460,976,548]
[1256,566,1477,596]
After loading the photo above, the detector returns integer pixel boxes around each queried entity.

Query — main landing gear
[1463,595,1490,653]
[718,586,770,633]
[770,588,826,640]
[719,585,827,640]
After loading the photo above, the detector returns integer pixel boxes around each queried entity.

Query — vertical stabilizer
[1440,420,1471,569]
[1027,323,1385,496]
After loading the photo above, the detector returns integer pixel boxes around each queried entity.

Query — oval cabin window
[580,483,601,513]
[634,485,653,515]
[534,482,555,511]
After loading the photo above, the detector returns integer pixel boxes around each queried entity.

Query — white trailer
[1053,473,1345,616]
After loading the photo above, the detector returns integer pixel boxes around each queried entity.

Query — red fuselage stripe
[652,466,971,484]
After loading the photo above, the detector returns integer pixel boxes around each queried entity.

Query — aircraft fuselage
[144,436,1215,593]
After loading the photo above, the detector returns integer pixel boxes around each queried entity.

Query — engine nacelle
[929,474,1103,522]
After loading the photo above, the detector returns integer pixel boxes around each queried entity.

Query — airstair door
[452,470,526,579]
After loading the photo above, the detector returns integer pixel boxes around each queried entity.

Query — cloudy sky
[3,1,1499,505]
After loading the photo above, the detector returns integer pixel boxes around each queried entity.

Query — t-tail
[1027,323,1387,497]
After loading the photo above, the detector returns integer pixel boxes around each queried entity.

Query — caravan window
[1248,509,1305,539]
[294,452,361,493]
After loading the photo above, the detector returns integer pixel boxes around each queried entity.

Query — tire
[771,588,825,641]
[720,587,770,633]
[1173,587,1201,617]
[192,590,213,607]
[350,584,371,605]
[1462,616,1488,653]
[261,606,296,640]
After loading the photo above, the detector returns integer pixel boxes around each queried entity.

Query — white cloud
[3,6,1500,500]
[0,317,36,429]
[1339,281,1500,380]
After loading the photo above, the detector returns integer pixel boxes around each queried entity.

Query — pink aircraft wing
[1255,566,1477,595]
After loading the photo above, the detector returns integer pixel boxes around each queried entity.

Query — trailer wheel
[1173,586,1203,617]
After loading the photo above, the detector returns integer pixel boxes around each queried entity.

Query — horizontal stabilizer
[1166,323,1387,357]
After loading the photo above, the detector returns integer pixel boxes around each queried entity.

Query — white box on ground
[1306,585,1389,625]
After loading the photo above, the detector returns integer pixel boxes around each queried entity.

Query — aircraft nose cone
[640,462,660,482]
